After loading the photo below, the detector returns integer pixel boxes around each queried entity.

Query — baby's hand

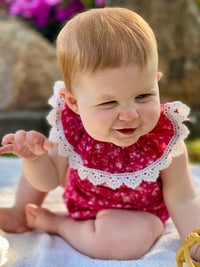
[0,130,54,161]
[190,242,200,263]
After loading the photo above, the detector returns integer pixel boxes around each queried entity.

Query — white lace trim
[47,81,190,190]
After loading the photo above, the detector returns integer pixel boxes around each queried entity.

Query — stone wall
[0,17,62,110]
[0,17,62,139]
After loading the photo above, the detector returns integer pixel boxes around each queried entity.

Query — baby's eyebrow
[95,84,157,102]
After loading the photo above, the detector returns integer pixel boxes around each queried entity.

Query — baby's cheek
[149,103,160,121]
[144,107,160,130]
[80,115,105,139]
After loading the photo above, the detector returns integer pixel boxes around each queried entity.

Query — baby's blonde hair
[57,7,158,89]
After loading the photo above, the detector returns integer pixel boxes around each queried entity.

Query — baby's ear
[157,72,163,82]
[59,88,79,114]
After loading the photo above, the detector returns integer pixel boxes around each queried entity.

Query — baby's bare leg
[0,172,47,233]
[26,206,163,260]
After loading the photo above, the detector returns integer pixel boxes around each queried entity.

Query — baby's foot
[0,207,31,233]
[25,204,62,234]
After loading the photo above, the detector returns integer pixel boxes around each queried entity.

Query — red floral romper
[47,81,190,223]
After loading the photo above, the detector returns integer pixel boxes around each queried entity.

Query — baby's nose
[118,106,139,121]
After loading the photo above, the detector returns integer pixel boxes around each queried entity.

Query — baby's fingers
[1,131,27,156]
[2,131,26,148]
[14,130,27,149]
[2,133,15,145]
[26,131,53,152]
[0,144,19,155]
[43,139,54,151]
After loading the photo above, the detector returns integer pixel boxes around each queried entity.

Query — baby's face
[68,62,161,147]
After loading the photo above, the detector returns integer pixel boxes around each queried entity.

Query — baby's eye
[135,94,152,101]
[99,101,117,107]
[136,94,148,99]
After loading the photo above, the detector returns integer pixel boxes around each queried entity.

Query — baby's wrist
[22,151,48,163]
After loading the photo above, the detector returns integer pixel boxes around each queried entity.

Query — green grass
[0,153,18,157]
[185,136,200,163]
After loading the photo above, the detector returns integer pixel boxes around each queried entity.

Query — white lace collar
[47,81,190,190]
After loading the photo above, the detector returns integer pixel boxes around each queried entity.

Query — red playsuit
[48,81,190,223]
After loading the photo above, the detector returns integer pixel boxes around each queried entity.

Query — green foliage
[82,0,94,6]
[0,153,18,157]
[186,136,200,163]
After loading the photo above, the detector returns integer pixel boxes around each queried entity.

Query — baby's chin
[111,140,138,148]
[86,130,140,147]
[108,136,140,148]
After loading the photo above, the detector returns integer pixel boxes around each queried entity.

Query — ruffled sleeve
[47,81,76,157]
[158,101,190,159]
[47,81,94,156]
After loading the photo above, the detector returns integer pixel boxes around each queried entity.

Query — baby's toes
[25,204,38,228]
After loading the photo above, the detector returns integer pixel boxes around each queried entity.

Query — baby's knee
[93,230,146,260]
[93,210,164,260]
[92,233,129,260]
[59,167,70,188]
[149,214,164,238]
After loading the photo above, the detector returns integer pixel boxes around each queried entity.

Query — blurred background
[0,0,199,161]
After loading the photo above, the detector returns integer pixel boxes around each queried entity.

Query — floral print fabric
[47,81,190,223]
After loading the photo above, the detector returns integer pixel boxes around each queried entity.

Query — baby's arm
[0,130,68,192]
[161,142,200,260]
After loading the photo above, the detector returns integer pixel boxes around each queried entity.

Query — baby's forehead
[79,59,157,79]
[75,62,158,93]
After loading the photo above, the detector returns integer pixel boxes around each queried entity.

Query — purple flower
[55,7,70,21]
[7,0,62,26]
[55,0,84,22]
[45,0,61,5]
[9,0,30,17]
[33,1,52,27]
[3,0,103,28]
[4,0,13,3]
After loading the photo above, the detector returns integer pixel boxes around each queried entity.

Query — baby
[1,7,200,261]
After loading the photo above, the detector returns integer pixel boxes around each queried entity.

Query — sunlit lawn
[186,136,200,163]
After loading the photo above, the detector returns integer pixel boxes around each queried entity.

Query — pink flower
[3,0,102,28]
[45,0,61,5]
[55,0,84,21]
[7,0,60,26]
[33,1,52,27]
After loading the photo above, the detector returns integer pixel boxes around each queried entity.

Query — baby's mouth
[116,128,136,135]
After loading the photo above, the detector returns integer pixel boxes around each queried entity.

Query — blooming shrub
[0,0,105,41]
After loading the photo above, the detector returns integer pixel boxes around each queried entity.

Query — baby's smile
[116,128,136,135]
